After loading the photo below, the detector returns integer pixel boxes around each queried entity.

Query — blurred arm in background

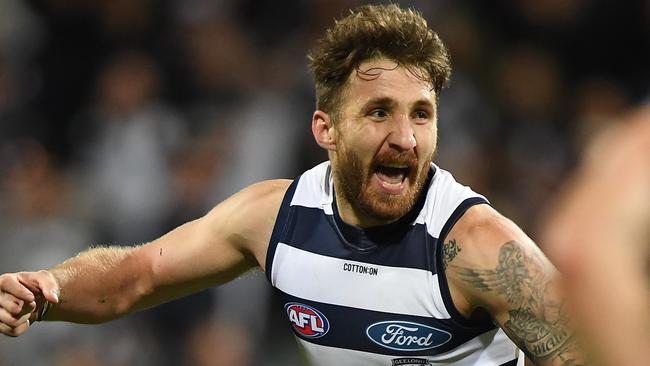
[543,104,650,366]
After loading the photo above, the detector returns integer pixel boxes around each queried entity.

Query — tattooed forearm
[452,241,586,365]
[442,239,461,269]
[505,308,570,358]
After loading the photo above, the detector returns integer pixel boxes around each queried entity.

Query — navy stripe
[265,178,299,282]
[435,197,492,327]
[283,205,436,271]
[276,288,495,357]
[499,359,519,366]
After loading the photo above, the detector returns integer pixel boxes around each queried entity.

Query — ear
[312,110,337,151]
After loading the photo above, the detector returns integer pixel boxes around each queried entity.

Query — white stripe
[271,243,450,318]
[296,328,521,366]
[290,161,333,214]
[415,165,488,239]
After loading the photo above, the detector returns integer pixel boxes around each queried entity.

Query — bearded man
[0,4,585,366]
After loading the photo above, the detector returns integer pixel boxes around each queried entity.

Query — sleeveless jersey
[266,161,524,366]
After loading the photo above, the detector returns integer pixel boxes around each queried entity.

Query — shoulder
[230,179,293,206]
[203,179,293,267]
[442,204,523,278]
[448,204,526,257]
[442,204,553,315]
[211,179,293,229]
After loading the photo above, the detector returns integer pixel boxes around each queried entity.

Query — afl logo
[284,302,330,339]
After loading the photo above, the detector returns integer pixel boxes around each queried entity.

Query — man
[0,4,585,366]
[543,105,650,366]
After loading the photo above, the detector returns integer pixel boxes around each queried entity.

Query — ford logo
[366,321,452,351]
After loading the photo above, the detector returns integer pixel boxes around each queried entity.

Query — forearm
[504,315,587,366]
[45,245,153,324]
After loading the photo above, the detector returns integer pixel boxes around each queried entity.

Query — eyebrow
[363,97,397,109]
[362,97,434,110]
[412,99,435,110]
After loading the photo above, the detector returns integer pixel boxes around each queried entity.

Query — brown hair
[308,3,451,117]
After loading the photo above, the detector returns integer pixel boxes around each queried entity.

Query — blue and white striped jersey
[266,161,524,366]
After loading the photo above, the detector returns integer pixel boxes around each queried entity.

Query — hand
[0,271,60,337]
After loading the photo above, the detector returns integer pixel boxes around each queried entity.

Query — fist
[0,271,59,337]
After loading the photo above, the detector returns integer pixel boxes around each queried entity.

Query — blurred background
[0,0,647,365]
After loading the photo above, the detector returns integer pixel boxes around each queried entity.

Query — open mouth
[374,164,411,193]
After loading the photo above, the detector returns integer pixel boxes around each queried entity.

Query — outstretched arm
[0,179,290,334]
[443,204,587,366]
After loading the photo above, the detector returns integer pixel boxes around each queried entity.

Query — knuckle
[37,270,53,280]
[10,303,23,315]
[0,325,18,337]
[0,273,12,286]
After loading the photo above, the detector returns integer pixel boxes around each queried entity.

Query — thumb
[17,271,60,304]
[41,287,60,304]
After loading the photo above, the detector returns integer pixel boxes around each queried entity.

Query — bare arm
[0,179,290,332]
[443,204,587,366]
[543,105,650,366]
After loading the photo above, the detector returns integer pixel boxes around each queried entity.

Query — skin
[542,105,650,366]
[0,57,586,365]
[312,58,438,226]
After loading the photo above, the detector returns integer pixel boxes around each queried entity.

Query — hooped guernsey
[265,162,525,366]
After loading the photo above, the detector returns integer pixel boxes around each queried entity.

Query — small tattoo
[442,239,461,269]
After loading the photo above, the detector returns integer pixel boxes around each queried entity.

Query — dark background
[0,0,647,365]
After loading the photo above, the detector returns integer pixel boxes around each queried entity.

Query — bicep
[144,217,254,302]
[135,180,289,309]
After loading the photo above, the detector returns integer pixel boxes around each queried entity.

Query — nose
[387,116,416,151]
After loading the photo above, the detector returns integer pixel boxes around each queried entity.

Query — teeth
[383,164,408,168]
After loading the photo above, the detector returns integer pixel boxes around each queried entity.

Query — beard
[333,142,432,223]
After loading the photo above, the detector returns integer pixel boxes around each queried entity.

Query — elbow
[111,279,154,317]
[110,250,157,318]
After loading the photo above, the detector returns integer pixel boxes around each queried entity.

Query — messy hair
[308,3,451,117]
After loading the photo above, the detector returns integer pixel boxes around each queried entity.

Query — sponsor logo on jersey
[285,302,330,339]
[343,262,379,276]
[366,321,451,351]
[391,358,432,366]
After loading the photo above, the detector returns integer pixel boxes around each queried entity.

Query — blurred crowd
[0,0,647,365]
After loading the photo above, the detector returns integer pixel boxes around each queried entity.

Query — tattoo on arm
[451,241,585,365]
[442,239,461,269]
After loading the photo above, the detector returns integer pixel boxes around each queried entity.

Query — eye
[412,110,431,124]
[368,109,388,121]
[413,110,429,120]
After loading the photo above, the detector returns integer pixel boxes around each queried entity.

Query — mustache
[372,150,418,169]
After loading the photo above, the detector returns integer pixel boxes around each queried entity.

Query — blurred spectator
[0,139,99,366]
[70,50,187,244]
[144,131,225,366]
[493,44,569,230]
[434,7,500,194]
[0,138,90,275]
[186,322,252,366]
